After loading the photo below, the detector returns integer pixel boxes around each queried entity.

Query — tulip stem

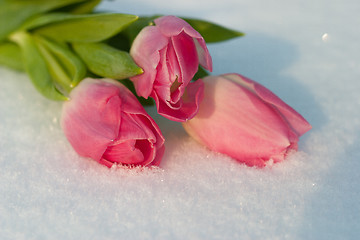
[33,35,73,95]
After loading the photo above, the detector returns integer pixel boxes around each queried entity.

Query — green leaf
[0,0,86,41]
[34,13,138,43]
[34,35,87,90]
[193,65,209,80]
[73,42,143,80]
[0,42,24,71]
[57,0,102,14]
[106,33,131,52]
[21,13,79,31]
[121,15,243,44]
[34,38,72,94]
[9,31,67,101]
[121,16,159,43]
[182,18,244,43]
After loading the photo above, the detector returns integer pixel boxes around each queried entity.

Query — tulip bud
[130,15,212,122]
[61,78,165,167]
[183,74,312,167]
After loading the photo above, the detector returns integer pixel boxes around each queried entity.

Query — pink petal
[61,78,122,161]
[134,114,165,150]
[154,15,202,38]
[116,113,155,142]
[150,144,165,166]
[153,79,204,122]
[171,31,199,88]
[130,26,168,98]
[155,15,212,72]
[115,80,152,115]
[109,83,165,165]
[153,32,199,105]
[103,139,145,164]
[131,115,165,166]
[194,38,213,72]
[105,113,164,166]
[115,84,165,148]
[152,47,172,103]
[224,73,312,137]
[183,75,300,167]
[62,78,165,167]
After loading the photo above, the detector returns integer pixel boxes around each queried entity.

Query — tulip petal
[183,75,309,167]
[155,15,212,72]
[171,31,199,88]
[153,32,200,106]
[150,144,165,166]
[108,115,163,166]
[154,15,202,38]
[113,79,152,115]
[103,140,145,165]
[114,83,165,149]
[194,38,213,72]
[130,15,212,121]
[224,74,312,137]
[151,46,172,103]
[130,26,168,98]
[61,78,122,161]
[153,79,204,122]
[61,78,165,167]
[130,114,165,166]
[105,82,165,166]
[115,114,153,141]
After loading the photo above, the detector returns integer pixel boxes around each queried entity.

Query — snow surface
[1,0,360,239]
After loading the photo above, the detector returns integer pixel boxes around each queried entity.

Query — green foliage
[0,0,245,103]
[0,42,24,71]
[73,42,142,80]
[120,15,244,44]
[10,32,68,101]
[121,16,158,43]
[57,0,102,14]
[193,66,209,81]
[34,36,86,89]
[183,18,244,43]
[34,13,138,43]
[0,0,86,41]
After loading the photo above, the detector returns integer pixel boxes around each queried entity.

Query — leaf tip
[236,31,245,37]
[137,67,144,75]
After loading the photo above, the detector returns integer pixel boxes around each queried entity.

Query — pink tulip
[183,74,312,167]
[130,15,213,122]
[61,78,165,168]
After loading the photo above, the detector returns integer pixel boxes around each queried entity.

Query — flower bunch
[0,0,311,168]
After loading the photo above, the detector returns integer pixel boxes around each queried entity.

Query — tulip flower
[183,74,312,167]
[61,78,165,168]
[130,15,213,122]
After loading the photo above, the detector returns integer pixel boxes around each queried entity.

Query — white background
[1,0,360,239]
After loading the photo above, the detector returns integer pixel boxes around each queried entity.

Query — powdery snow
[1,0,359,239]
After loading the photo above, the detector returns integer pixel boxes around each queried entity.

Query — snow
[1,0,360,239]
